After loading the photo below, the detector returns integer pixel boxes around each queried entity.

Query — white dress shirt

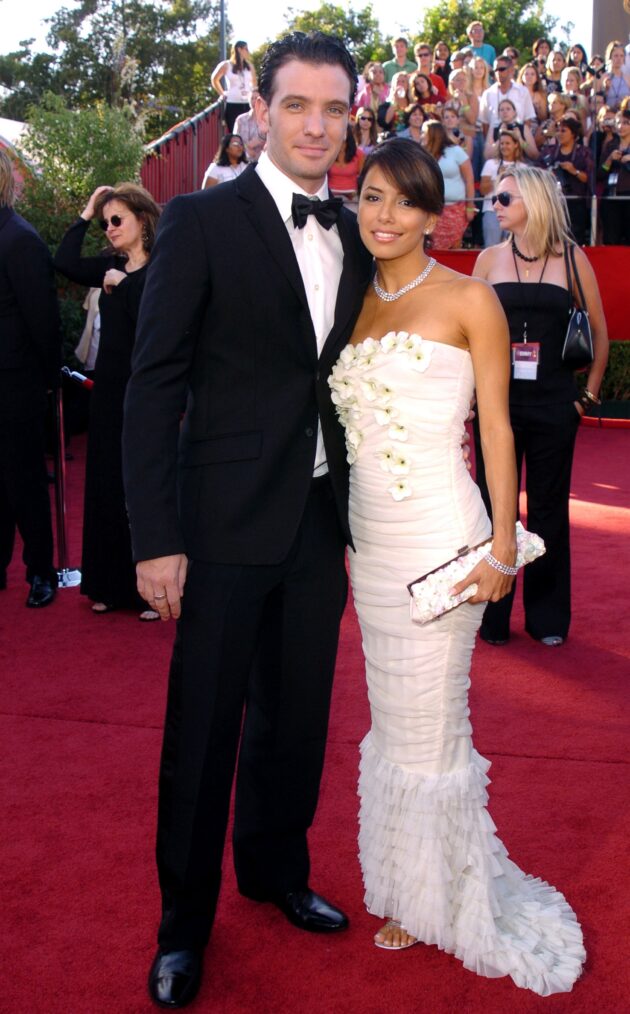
[479,82,536,131]
[256,150,344,475]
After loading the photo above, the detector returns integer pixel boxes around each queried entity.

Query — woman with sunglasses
[353,106,378,154]
[479,129,525,246]
[54,184,161,619]
[201,134,248,188]
[473,166,608,647]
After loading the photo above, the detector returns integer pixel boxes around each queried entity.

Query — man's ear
[254,95,269,137]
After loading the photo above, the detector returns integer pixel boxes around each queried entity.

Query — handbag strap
[568,243,588,314]
[563,243,574,314]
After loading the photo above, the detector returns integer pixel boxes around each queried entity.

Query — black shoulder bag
[561,244,593,371]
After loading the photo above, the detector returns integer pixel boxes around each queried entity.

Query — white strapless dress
[329,333,585,996]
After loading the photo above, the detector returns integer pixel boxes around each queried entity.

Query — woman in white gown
[329,139,585,994]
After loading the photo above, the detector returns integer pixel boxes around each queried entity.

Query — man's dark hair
[258,32,357,106]
[358,137,444,216]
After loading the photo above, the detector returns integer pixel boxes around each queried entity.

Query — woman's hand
[103,268,127,294]
[451,553,515,605]
[574,400,585,417]
[80,185,113,221]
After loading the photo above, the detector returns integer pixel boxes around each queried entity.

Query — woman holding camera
[538,115,593,244]
[600,108,630,243]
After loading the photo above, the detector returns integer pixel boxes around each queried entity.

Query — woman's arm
[54,186,115,286]
[572,246,609,402]
[210,60,229,96]
[452,279,517,603]
[459,157,476,222]
[522,121,539,159]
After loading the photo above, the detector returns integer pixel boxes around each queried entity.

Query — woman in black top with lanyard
[55,184,161,618]
[473,166,608,646]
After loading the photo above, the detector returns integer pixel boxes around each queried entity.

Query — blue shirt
[470,42,496,67]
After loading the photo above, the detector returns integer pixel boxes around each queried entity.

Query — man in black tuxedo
[0,149,60,606]
[123,33,372,1008]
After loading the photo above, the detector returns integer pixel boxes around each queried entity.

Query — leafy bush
[600,341,630,403]
[16,93,145,355]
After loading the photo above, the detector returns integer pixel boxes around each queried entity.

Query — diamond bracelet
[484,552,518,576]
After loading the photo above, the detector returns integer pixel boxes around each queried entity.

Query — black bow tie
[291,193,343,230]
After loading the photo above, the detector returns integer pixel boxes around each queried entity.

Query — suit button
[316,371,320,381]
[305,427,314,437]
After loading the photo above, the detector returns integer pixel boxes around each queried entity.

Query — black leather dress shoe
[148,949,202,1009]
[254,888,349,933]
[26,576,56,608]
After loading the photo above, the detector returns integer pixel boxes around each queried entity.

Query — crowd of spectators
[348,26,630,248]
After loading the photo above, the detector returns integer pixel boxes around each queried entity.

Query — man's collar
[256,150,330,224]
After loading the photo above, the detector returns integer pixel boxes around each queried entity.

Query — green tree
[419,0,557,56]
[0,42,58,121]
[0,1,226,139]
[252,3,390,77]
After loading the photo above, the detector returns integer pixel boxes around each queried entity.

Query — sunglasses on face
[99,214,126,230]
[495,66,510,73]
[491,191,523,207]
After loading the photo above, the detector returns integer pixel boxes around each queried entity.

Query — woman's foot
[374,919,418,950]
[92,601,115,614]
[540,635,564,647]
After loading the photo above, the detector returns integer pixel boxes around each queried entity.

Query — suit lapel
[322,209,372,360]
[236,166,310,313]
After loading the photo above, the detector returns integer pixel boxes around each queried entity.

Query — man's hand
[136,554,188,621]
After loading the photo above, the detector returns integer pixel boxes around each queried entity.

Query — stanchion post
[54,383,81,588]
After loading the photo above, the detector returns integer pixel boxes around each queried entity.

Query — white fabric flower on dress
[390,453,410,476]
[338,344,357,367]
[374,404,399,426]
[376,446,395,472]
[388,480,412,501]
[388,423,408,442]
[355,337,380,368]
[380,331,406,352]
[360,378,380,402]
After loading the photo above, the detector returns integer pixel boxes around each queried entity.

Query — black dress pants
[0,400,55,583]
[474,400,580,641]
[156,476,348,951]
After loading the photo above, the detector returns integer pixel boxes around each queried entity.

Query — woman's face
[522,65,537,87]
[570,46,584,65]
[498,134,518,160]
[537,42,551,59]
[557,122,575,146]
[565,71,580,92]
[472,58,486,79]
[415,75,430,95]
[101,199,143,254]
[436,43,449,60]
[617,116,630,138]
[227,137,244,161]
[409,107,424,127]
[551,51,565,72]
[493,175,527,233]
[442,109,458,129]
[358,165,435,259]
[371,65,385,84]
[610,46,625,69]
[358,110,375,131]
[549,95,565,119]
[450,71,467,92]
[499,101,516,122]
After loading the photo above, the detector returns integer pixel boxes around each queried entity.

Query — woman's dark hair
[422,120,452,160]
[532,37,552,57]
[403,103,426,128]
[568,43,588,68]
[258,31,357,106]
[357,137,444,216]
[519,62,544,93]
[433,40,451,58]
[560,114,582,140]
[214,134,248,166]
[338,124,357,163]
[411,72,433,98]
[231,41,250,72]
[94,183,161,254]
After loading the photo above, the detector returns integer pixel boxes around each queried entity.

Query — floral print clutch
[408,522,546,624]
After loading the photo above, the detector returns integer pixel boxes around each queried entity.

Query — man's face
[394,40,407,60]
[415,47,432,70]
[469,24,484,44]
[255,60,350,193]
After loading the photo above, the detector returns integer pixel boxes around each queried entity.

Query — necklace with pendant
[373,257,436,301]
[511,236,539,279]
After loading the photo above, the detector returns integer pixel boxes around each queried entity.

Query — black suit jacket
[123,165,372,565]
[0,206,61,408]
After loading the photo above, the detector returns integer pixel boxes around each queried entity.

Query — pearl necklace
[373,257,436,301]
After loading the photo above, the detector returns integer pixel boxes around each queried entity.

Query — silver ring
[154,593,166,600]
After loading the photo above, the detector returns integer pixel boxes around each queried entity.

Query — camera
[451,127,461,137]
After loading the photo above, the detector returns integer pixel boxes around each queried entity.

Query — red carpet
[1,428,629,1013]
